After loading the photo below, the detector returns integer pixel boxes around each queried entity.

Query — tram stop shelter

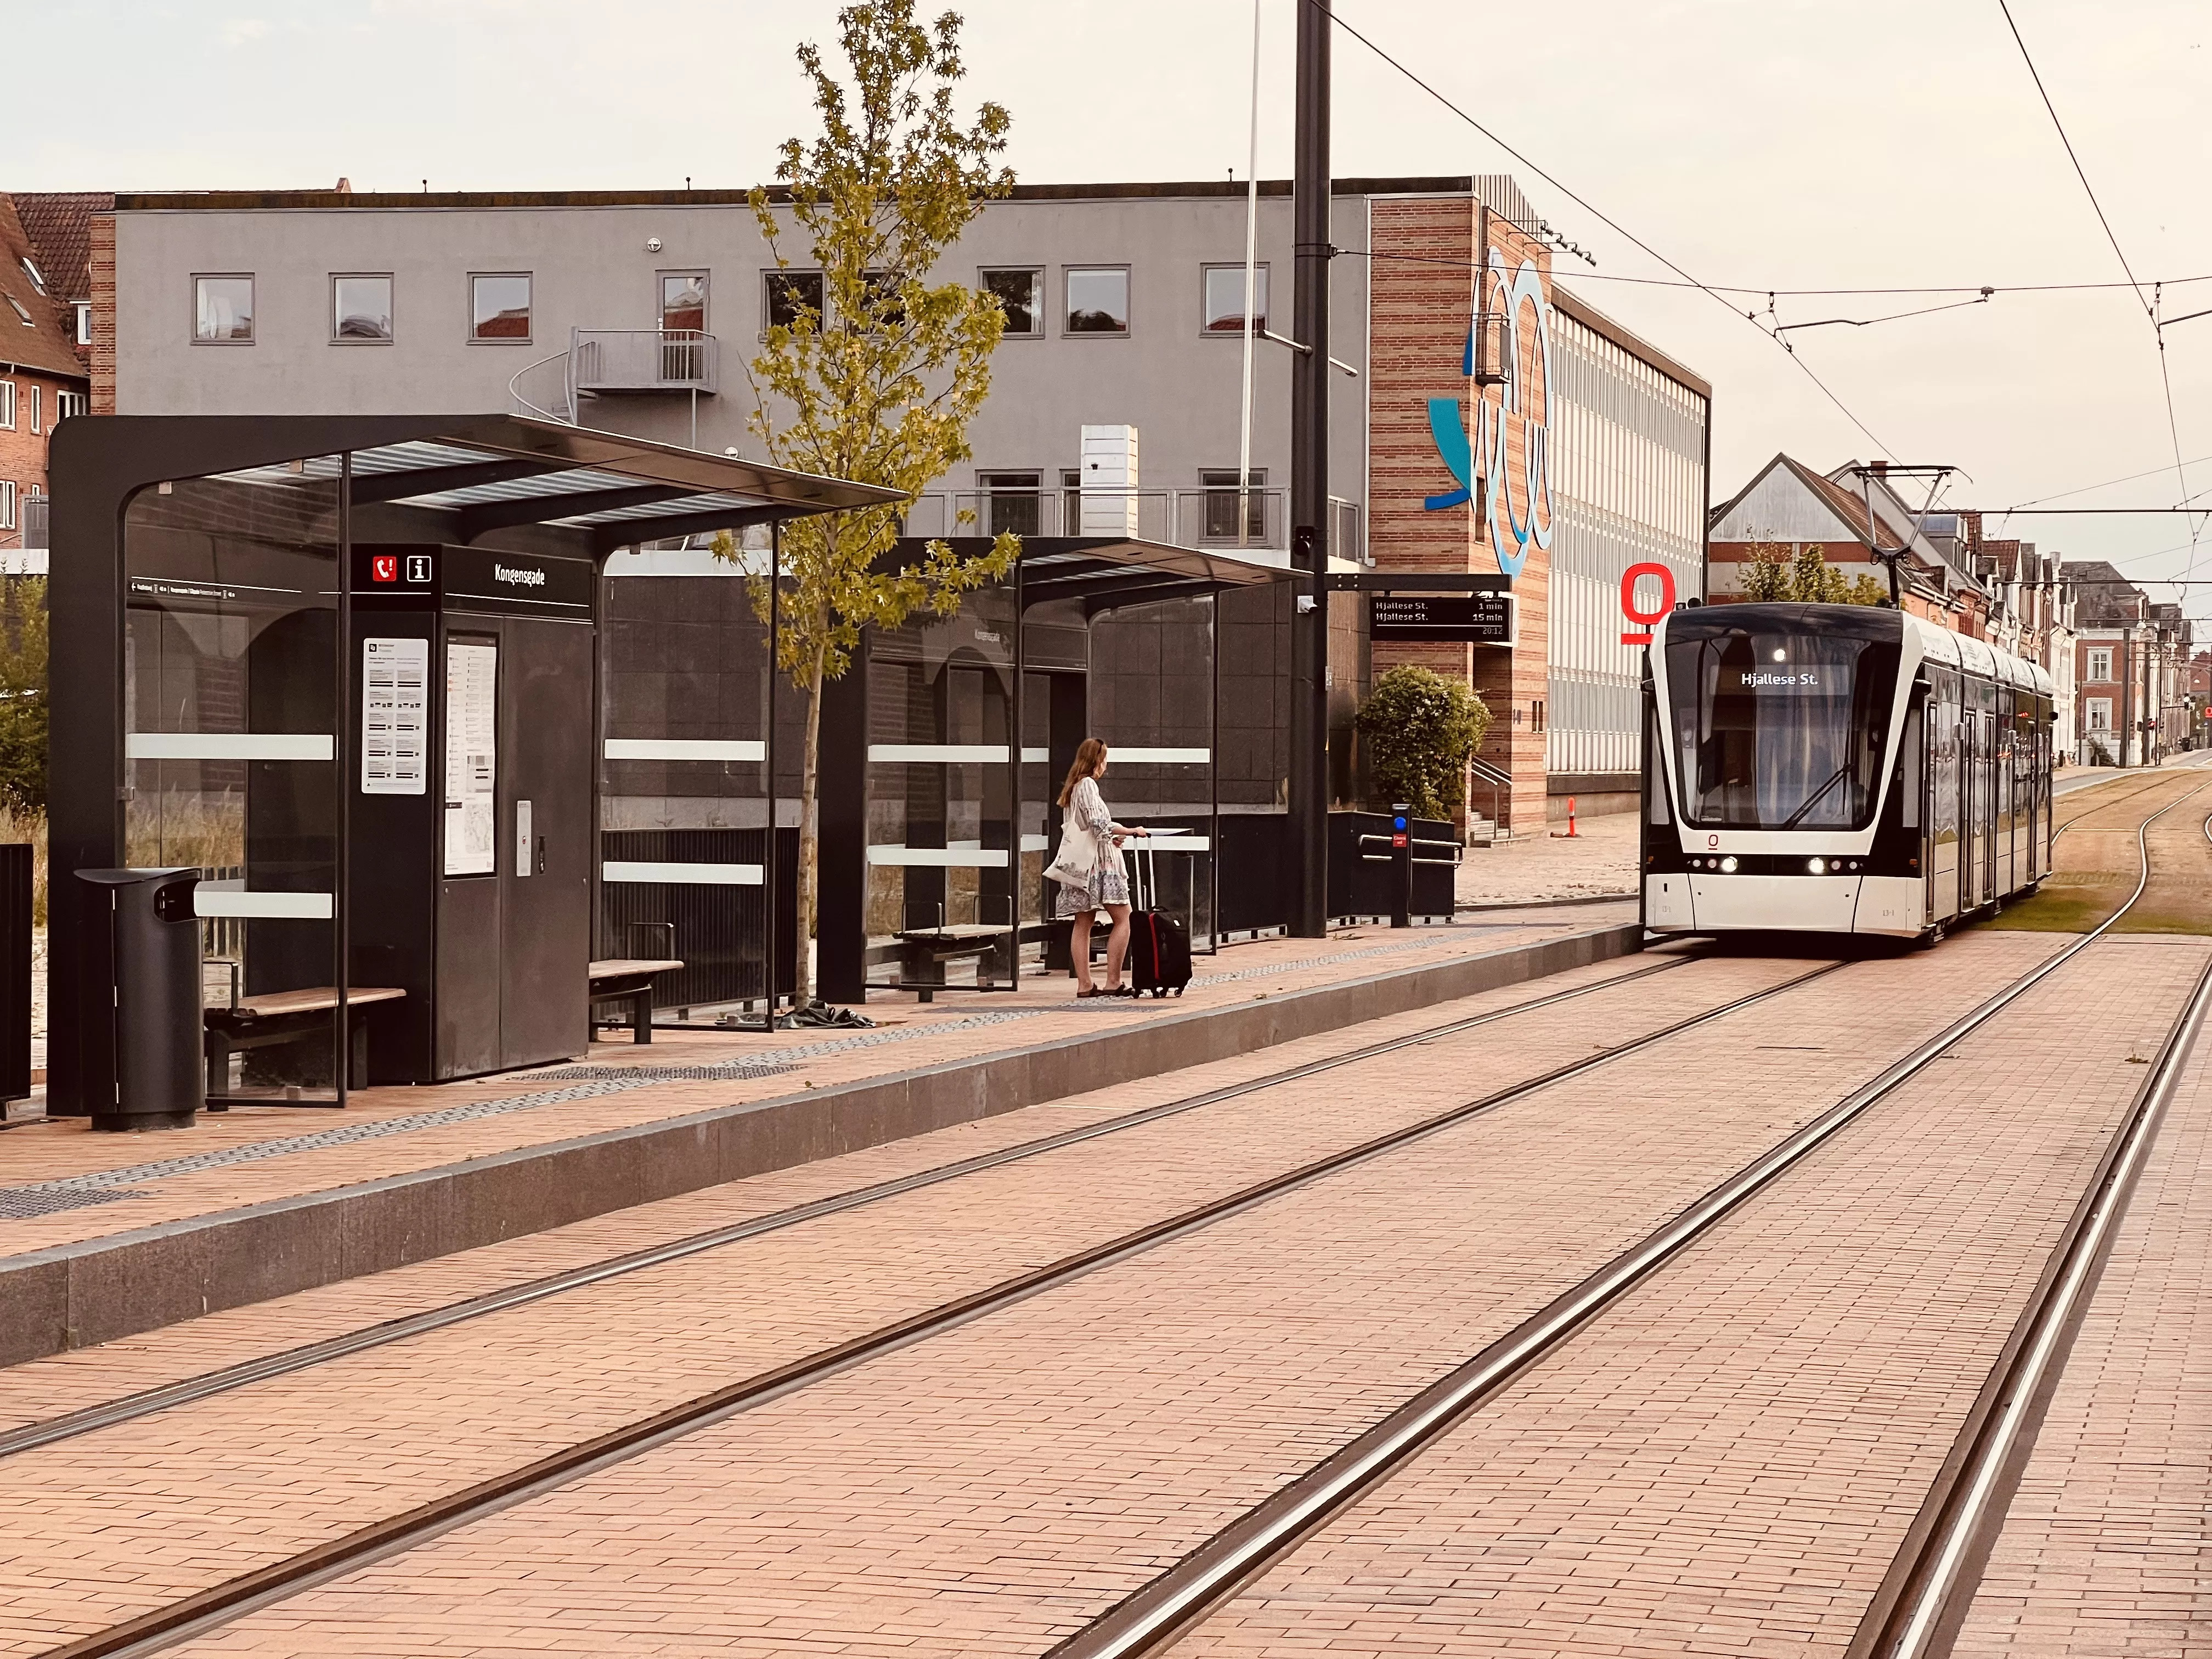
[48,414,900,1125]
[47,415,1305,1127]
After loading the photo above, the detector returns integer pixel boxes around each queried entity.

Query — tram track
[25,789,2202,1659]
[1042,779,2212,1659]
[31,950,1864,1659]
[1,950,1708,1463]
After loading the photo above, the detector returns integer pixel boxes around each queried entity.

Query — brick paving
[39,935,2064,1659]
[1164,936,2207,1659]
[0,949,1666,1436]
[1949,968,2212,1656]
[0,943,1801,1655]
[0,910,1622,1259]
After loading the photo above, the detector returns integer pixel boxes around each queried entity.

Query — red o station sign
[1619,562,1677,645]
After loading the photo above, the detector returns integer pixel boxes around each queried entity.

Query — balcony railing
[898,488,1365,563]
[572,328,718,395]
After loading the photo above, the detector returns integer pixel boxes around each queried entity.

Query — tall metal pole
[1288,0,1331,938]
[1237,0,1262,551]
[763,521,781,1028]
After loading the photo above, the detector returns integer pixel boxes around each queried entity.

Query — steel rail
[1846,863,2212,1658]
[41,958,1848,1659]
[1043,781,2208,1659]
[1,952,1702,1464]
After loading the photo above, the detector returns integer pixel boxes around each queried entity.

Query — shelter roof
[208,415,903,552]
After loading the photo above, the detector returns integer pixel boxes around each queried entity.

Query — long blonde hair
[1057,737,1108,806]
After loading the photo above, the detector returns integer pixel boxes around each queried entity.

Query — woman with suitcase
[1045,738,1149,997]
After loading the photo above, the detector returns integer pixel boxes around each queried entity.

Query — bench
[892,924,1011,1001]
[588,958,685,1043]
[204,986,407,1105]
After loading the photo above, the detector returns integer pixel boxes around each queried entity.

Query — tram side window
[1899,702,1922,830]
[1929,670,1961,838]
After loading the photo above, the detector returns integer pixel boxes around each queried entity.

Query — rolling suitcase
[1126,844,1192,998]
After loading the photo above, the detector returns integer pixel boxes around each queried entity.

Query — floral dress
[1054,775,1132,917]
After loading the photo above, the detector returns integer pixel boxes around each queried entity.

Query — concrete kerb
[0,923,1639,1367]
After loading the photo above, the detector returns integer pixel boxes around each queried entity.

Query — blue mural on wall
[1423,249,1556,584]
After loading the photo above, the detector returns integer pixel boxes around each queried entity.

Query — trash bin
[76,868,203,1130]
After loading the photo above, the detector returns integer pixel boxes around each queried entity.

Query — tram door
[1929,673,1962,923]
[1965,702,1992,911]
[1996,690,2016,897]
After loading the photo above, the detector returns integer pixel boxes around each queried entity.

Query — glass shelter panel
[864,584,1030,993]
[123,463,345,1100]
[1085,595,1218,949]
[598,542,788,1019]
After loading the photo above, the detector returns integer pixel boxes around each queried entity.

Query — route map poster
[443,638,499,876]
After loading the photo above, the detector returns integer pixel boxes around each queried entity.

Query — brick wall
[0,367,81,543]
[89,213,116,415]
[1366,196,1551,831]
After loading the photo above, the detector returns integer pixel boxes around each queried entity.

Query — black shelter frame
[819,536,1296,1001]
[49,414,896,1122]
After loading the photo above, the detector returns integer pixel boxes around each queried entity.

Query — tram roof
[1904,611,2055,696]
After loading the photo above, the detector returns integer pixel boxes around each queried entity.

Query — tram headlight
[1807,857,1826,874]
[1719,856,1738,873]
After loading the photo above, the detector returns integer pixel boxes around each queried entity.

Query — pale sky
[15,1,2212,614]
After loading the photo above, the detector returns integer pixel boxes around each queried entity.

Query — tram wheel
[1915,923,1946,951]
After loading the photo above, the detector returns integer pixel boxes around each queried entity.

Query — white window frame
[2087,648,2112,682]
[467,272,533,345]
[0,379,13,431]
[73,301,90,346]
[1063,265,1131,337]
[2086,697,2112,732]
[1199,262,1269,337]
[26,386,38,435]
[979,267,1044,338]
[55,390,86,423]
[193,273,256,345]
[331,272,396,344]
[0,482,15,533]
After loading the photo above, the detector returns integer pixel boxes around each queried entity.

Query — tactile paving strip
[0,1187,143,1218]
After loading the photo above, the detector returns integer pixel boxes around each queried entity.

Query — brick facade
[1365,197,1551,832]
[88,211,116,415]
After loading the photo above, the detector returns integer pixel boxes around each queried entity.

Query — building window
[0,482,15,533]
[1062,468,1082,535]
[193,274,255,343]
[0,380,12,430]
[74,301,90,346]
[56,390,85,422]
[981,268,1042,336]
[1201,263,1268,334]
[332,274,394,342]
[2087,647,2112,682]
[27,386,39,435]
[4,295,31,328]
[1200,469,1267,540]
[2086,697,2112,732]
[1065,267,1129,335]
[660,272,708,334]
[977,471,1041,537]
[763,270,825,333]
[469,273,532,342]
[18,256,44,295]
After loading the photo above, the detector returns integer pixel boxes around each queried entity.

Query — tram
[1641,602,2056,941]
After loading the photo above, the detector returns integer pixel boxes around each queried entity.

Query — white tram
[1641,602,2056,941]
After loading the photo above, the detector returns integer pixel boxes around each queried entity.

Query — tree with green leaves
[1356,665,1492,821]
[0,577,47,819]
[1740,538,1884,606]
[717,1,1017,1006]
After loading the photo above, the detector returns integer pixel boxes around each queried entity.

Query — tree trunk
[792,633,832,1008]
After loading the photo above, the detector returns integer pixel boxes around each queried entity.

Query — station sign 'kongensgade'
[1370,592,1516,645]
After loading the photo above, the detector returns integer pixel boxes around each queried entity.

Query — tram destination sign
[1370,592,1516,645]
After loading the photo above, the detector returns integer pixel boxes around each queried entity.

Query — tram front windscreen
[1665,609,1902,831]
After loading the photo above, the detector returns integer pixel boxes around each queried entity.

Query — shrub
[1356,665,1491,820]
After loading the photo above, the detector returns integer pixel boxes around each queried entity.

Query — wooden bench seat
[588,958,685,1043]
[204,986,407,1103]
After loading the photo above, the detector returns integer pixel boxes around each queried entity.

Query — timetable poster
[360,637,430,795]
[444,639,499,876]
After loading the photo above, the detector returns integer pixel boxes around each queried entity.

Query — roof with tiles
[0,194,86,380]
[9,191,109,306]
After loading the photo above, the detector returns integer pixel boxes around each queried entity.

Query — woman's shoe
[1076,985,1102,998]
